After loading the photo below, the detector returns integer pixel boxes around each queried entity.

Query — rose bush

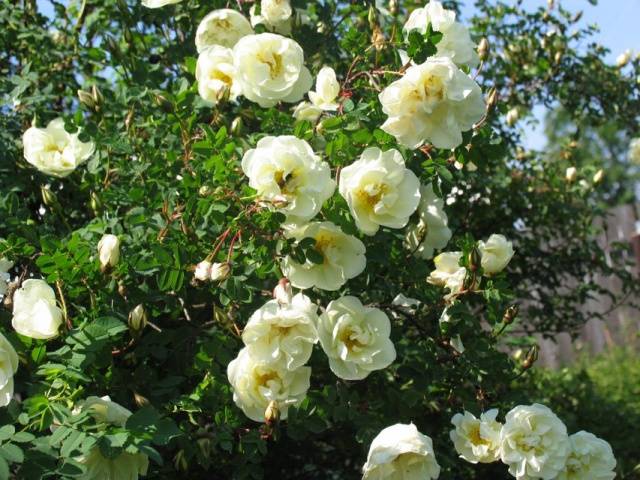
[0,0,638,478]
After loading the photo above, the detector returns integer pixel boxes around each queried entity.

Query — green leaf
[0,443,23,463]
[0,426,14,442]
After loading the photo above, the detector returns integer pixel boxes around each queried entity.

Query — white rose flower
[142,0,180,8]
[379,56,485,150]
[77,395,132,427]
[241,136,335,222]
[74,396,148,479]
[196,46,242,105]
[242,293,318,370]
[339,147,421,236]
[23,118,95,178]
[403,1,479,68]
[76,448,149,480]
[250,0,293,35]
[97,234,120,271]
[478,234,514,275]
[227,347,311,422]
[0,333,18,407]
[404,184,452,259]
[555,431,616,480]
[362,423,441,480]
[292,101,323,123]
[308,66,340,111]
[195,9,253,53]
[12,279,63,340]
[233,33,313,108]
[500,403,570,480]
[318,296,395,381]
[281,222,366,291]
[427,251,466,294]
[449,409,502,464]
[194,260,212,281]
[0,258,13,297]
[628,137,640,165]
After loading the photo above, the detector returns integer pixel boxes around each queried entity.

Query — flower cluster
[193,7,312,108]
[429,234,515,296]
[228,285,396,422]
[450,404,616,480]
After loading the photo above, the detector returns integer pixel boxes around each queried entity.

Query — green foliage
[0,0,638,478]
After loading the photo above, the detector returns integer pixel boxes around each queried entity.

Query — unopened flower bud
[231,116,244,137]
[264,400,280,426]
[372,26,385,51]
[503,305,519,325]
[506,107,519,126]
[97,234,120,271]
[90,192,103,216]
[368,5,377,30]
[478,38,490,61]
[153,93,173,112]
[389,0,398,15]
[593,169,604,184]
[129,304,148,333]
[565,166,578,182]
[210,262,231,282]
[485,88,498,111]
[616,50,632,68]
[522,344,539,369]
[91,85,104,106]
[77,89,96,110]
[194,260,212,281]
[468,246,482,273]
[554,50,563,64]
[41,186,59,209]
[273,278,293,305]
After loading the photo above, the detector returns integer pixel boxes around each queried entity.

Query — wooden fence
[537,203,640,368]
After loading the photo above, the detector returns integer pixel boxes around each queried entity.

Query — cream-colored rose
[227,347,311,422]
[339,147,421,236]
[0,333,18,407]
[74,396,148,479]
[556,431,616,480]
[292,101,323,123]
[281,222,366,291]
[23,118,95,178]
[195,9,253,53]
[98,234,120,270]
[403,1,479,68]
[308,66,340,111]
[628,137,640,165]
[77,395,132,427]
[77,448,149,480]
[196,46,241,105]
[12,279,63,339]
[478,234,514,275]
[500,403,570,480]
[427,251,466,294]
[318,296,395,380]
[194,260,212,281]
[233,33,313,108]
[449,409,502,464]
[142,0,180,8]
[362,423,441,480]
[379,57,485,150]
[242,293,318,370]
[242,136,335,222]
[250,0,293,35]
[404,184,451,259]
[0,258,13,297]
